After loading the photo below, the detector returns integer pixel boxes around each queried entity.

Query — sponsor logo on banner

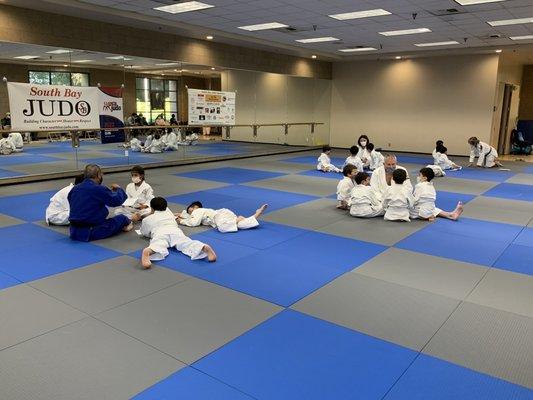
[187,89,236,126]
[98,87,125,144]
[7,82,100,131]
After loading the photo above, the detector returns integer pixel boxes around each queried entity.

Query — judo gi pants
[149,231,207,261]
[70,215,130,242]
[214,209,259,233]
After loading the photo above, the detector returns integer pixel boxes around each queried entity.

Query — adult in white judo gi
[45,174,84,225]
[178,201,268,233]
[140,197,217,269]
[370,154,412,199]
[356,134,371,167]
[468,137,502,168]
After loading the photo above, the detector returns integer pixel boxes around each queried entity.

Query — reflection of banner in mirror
[99,87,124,144]
[188,89,235,126]
[7,82,100,131]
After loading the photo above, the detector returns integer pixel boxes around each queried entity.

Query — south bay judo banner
[98,86,125,144]
[188,89,235,126]
[7,82,100,131]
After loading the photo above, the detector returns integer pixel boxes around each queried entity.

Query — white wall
[330,54,499,155]
[221,70,331,145]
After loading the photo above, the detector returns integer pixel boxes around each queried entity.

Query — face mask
[132,176,142,184]
[360,140,367,146]
[416,176,421,183]
[385,166,395,174]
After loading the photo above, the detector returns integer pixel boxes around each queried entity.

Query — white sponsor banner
[188,89,235,126]
[7,82,100,131]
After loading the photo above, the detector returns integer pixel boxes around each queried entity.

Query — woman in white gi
[140,197,217,269]
[410,167,463,221]
[370,154,412,199]
[178,202,268,233]
[45,174,84,225]
[336,164,356,209]
[349,172,384,218]
[468,137,503,168]
[115,165,154,219]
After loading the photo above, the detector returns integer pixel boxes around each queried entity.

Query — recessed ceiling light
[62,64,68,67]
[495,49,502,53]
[487,17,533,27]
[156,62,180,66]
[206,35,214,40]
[14,55,39,60]
[238,22,288,31]
[454,0,505,4]
[339,47,377,52]
[211,67,215,70]
[46,49,71,54]
[510,35,533,40]
[414,40,460,47]
[379,28,431,36]
[296,37,339,43]
[106,56,133,60]
[329,9,391,20]
[395,56,402,60]
[154,1,214,14]
[311,55,317,59]
[73,59,93,63]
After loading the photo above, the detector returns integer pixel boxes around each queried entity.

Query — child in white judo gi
[317,145,341,173]
[383,169,414,222]
[143,133,165,153]
[8,131,24,152]
[435,145,461,171]
[115,165,154,219]
[163,129,179,151]
[177,201,268,233]
[336,164,356,210]
[410,167,464,221]
[45,174,84,225]
[343,146,364,172]
[468,137,503,168]
[432,140,444,164]
[349,172,384,218]
[366,143,384,171]
[129,133,143,152]
[140,197,217,269]
[0,132,16,155]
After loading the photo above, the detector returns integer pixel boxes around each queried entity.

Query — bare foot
[203,244,217,262]
[450,201,464,220]
[428,216,435,222]
[123,222,134,232]
[130,213,142,223]
[141,248,152,269]
[255,204,268,218]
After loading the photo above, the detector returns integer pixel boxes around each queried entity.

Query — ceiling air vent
[429,8,465,16]
[278,25,317,33]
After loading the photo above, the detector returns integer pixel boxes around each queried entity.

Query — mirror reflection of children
[140,197,217,269]
[317,145,341,173]
[410,167,463,221]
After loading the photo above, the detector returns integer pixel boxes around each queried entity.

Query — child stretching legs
[141,197,216,269]
[411,167,464,221]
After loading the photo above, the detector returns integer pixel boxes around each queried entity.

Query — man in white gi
[370,154,412,199]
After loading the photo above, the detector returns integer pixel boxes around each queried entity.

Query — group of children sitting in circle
[315,133,507,222]
[128,129,200,153]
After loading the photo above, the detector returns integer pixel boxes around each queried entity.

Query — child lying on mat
[140,197,217,269]
[177,202,268,233]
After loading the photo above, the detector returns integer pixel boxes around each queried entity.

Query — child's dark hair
[131,165,145,176]
[366,142,375,151]
[343,164,356,177]
[437,144,447,154]
[420,167,435,182]
[150,197,167,211]
[1,132,8,139]
[355,171,370,184]
[322,145,331,153]
[392,168,407,184]
[74,173,85,185]
[154,133,161,140]
[187,201,203,211]
[349,145,359,156]
[436,140,443,147]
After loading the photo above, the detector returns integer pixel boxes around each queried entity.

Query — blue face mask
[385,166,395,174]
